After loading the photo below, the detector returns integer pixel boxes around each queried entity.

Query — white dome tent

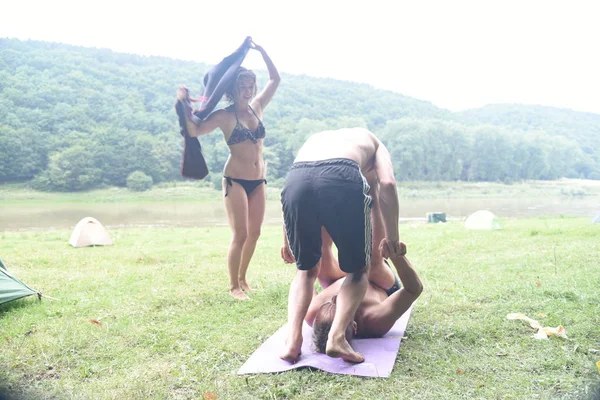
[69,217,113,247]
[465,210,501,230]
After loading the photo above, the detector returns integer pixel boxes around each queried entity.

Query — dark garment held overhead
[176,37,251,180]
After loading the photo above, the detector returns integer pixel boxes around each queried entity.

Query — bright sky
[1,0,599,114]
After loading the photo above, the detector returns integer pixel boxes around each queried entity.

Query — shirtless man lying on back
[307,229,422,352]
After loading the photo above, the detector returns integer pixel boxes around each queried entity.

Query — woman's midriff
[223,141,265,179]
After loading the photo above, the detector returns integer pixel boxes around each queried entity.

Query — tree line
[1,38,599,191]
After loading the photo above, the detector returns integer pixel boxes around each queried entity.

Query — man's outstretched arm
[361,242,423,337]
[373,140,400,246]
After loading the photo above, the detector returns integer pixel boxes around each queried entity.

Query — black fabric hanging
[176,37,251,179]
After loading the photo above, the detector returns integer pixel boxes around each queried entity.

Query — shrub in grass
[126,171,153,192]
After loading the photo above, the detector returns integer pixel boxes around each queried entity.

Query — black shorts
[281,158,373,272]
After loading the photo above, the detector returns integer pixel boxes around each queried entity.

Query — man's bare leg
[320,223,394,292]
[318,228,346,289]
[281,264,320,363]
[325,268,368,363]
[368,255,396,292]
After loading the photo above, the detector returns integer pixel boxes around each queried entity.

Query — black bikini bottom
[224,176,267,197]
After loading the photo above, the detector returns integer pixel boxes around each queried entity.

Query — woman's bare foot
[326,336,364,363]
[230,288,250,300]
[240,280,253,292]
[280,334,302,363]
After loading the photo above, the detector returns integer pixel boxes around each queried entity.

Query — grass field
[1,178,599,205]
[1,216,599,399]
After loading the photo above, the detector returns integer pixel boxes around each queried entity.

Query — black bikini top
[226,105,266,146]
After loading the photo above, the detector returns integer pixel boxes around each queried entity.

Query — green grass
[1,218,600,399]
[0,181,223,204]
[2,178,599,205]
[399,179,600,199]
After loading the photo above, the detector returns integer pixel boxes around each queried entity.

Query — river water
[1,197,599,231]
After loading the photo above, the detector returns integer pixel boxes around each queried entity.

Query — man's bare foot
[240,280,253,292]
[230,288,250,300]
[326,336,365,363]
[280,334,302,363]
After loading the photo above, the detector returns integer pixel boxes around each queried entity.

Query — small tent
[69,217,113,247]
[0,258,40,306]
[591,213,600,224]
[465,210,501,230]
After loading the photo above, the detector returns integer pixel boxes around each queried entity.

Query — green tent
[0,258,40,305]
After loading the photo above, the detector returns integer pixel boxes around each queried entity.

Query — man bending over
[279,127,402,363]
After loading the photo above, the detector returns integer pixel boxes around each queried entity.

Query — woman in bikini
[177,39,280,300]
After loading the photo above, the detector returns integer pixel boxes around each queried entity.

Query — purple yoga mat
[238,306,413,378]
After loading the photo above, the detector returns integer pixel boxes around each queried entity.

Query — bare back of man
[294,127,378,168]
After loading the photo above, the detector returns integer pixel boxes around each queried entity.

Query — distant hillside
[0,38,598,189]
[459,104,600,158]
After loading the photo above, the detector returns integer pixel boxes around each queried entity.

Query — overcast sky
[1,0,599,114]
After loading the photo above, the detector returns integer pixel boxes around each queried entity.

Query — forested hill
[459,104,600,156]
[1,38,598,191]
